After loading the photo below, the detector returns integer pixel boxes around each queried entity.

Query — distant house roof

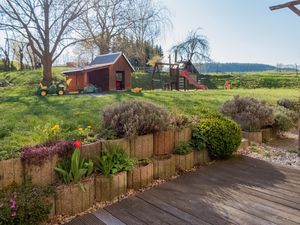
[62,52,135,74]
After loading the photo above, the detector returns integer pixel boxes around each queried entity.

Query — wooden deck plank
[105,204,148,225]
[192,164,300,204]
[207,161,300,198]
[65,157,300,225]
[93,209,126,225]
[107,196,189,225]
[145,188,236,225]
[137,193,212,225]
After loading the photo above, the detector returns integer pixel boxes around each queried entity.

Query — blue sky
[160,0,300,65]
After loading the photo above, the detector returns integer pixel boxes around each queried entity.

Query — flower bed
[55,178,95,215]
[95,171,127,202]
[153,130,175,156]
[152,155,175,180]
[127,161,153,190]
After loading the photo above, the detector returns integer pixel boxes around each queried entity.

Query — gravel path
[239,131,300,170]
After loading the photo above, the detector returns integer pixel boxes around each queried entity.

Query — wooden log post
[174,127,192,146]
[242,131,263,144]
[130,134,153,160]
[0,158,23,189]
[127,162,153,190]
[80,141,102,160]
[95,171,127,202]
[152,155,175,180]
[55,178,95,216]
[261,128,272,143]
[194,149,210,165]
[24,155,58,186]
[153,130,175,156]
[174,152,194,171]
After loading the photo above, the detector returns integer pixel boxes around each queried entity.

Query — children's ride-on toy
[37,81,66,96]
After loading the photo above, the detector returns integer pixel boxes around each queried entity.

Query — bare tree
[82,0,134,54]
[0,32,12,71]
[130,0,171,65]
[82,0,171,61]
[0,0,88,81]
[171,28,210,63]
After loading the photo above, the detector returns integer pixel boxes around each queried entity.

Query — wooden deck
[66,156,300,225]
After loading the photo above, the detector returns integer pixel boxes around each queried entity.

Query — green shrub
[194,117,241,159]
[0,183,54,225]
[174,142,193,155]
[273,107,295,133]
[221,95,274,131]
[55,148,93,191]
[102,100,171,138]
[94,143,135,176]
[277,98,300,112]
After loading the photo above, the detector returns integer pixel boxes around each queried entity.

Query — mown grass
[0,68,299,159]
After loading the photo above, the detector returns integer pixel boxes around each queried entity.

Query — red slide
[180,70,208,90]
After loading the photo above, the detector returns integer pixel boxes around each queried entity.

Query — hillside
[0,68,299,160]
[198,63,276,73]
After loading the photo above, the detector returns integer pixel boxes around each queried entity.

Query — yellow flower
[78,127,84,132]
[131,87,143,93]
[87,126,92,129]
[51,124,60,132]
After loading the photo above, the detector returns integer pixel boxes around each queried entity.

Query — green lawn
[0,68,299,160]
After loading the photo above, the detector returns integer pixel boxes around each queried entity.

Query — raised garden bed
[80,141,102,159]
[0,158,23,189]
[242,131,263,144]
[24,154,58,186]
[174,127,192,145]
[95,171,127,202]
[55,178,95,216]
[127,161,153,190]
[153,130,175,156]
[174,151,194,171]
[152,155,175,179]
[130,134,153,160]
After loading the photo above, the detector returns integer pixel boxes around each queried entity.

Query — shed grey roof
[62,52,135,75]
[90,52,135,71]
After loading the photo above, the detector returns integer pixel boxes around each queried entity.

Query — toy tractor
[37,81,66,96]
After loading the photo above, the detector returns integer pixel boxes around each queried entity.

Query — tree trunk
[42,56,53,82]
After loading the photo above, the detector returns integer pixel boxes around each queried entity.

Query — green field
[132,70,300,90]
[0,68,299,160]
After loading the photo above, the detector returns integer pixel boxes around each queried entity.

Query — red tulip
[73,140,81,148]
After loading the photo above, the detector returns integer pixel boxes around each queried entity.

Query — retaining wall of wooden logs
[0,127,214,218]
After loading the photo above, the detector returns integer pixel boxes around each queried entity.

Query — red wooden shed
[62,52,135,92]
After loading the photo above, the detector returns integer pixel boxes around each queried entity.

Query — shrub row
[221,96,299,133]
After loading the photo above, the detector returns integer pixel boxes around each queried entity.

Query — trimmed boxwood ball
[193,117,241,159]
